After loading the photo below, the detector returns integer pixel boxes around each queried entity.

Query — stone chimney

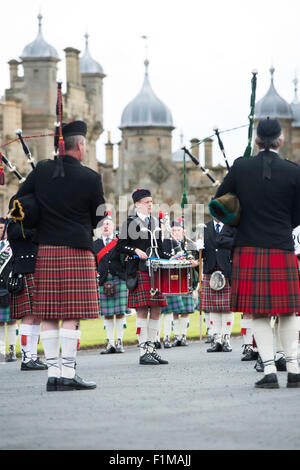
[204,138,213,168]
[64,48,81,86]
[190,138,200,161]
[105,131,113,166]
[8,60,19,88]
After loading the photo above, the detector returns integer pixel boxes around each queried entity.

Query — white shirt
[213,220,224,233]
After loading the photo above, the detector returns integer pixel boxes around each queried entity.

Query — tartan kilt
[127,271,167,308]
[201,273,231,313]
[10,274,35,319]
[231,246,300,315]
[32,245,100,320]
[99,277,128,317]
[0,305,13,322]
[162,293,195,315]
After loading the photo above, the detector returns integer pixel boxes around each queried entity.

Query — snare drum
[148,259,193,296]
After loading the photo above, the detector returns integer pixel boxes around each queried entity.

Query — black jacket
[11,156,106,253]
[116,215,171,277]
[7,222,38,275]
[93,238,126,286]
[203,221,236,280]
[215,151,300,251]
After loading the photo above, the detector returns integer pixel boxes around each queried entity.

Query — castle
[1,15,300,225]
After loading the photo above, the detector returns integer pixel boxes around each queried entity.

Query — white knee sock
[156,316,162,341]
[6,323,17,348]
[173,318,180,336]
[222,313,234,336]
[0,325,6,355]
[252,317,276,375]
[181,316,189,336]
[60,328,81,379]
[19,324,32,363]
[136,317,148,356]
[164,314,173,339]
[115,317,124,341]
[273,321,285,360]
[278,315,299,374]
[148,319,160,351]
[204,313,211,332]
[104,318,115,346]
[31,324,40,361]
[40,329,60,378]
[210,313,222,342]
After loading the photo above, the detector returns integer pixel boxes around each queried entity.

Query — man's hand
[134,248,148,260]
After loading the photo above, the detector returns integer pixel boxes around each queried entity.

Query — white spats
[180,316,189,336]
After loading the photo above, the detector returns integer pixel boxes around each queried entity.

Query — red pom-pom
[58,137,65,156]
[159,212,164,219]
[0,166,5,186]
[106,211,112,216]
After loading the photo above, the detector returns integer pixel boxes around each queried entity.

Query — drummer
[201,218,236,352]
[116,189,171,365]
[160,219,199,348]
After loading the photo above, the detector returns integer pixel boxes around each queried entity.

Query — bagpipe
[180,70,258,226]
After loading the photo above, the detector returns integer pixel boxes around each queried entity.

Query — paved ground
[1,337,300,450]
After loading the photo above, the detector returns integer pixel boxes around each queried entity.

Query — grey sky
[1,0,299,167]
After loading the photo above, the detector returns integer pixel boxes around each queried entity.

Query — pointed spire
[84,32,89,50]
[270,65,275,83]
[38,12,43,34]
[80,32,104,75]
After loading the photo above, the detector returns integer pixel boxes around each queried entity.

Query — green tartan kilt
[0,305,14,323]
[162,293,195,315]
[99,277,128,317]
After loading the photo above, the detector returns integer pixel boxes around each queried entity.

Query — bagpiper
[215,117,300,388]
[94,212,128,354]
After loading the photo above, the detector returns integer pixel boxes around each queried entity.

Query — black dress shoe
[34,357,48,369]
[205,335,213,344]
[154,341,162,350]
[21,359,47,371]
[57,374,97,391]
[6,346,17,362]
[275,356,287,371]
[180,335,188,346]
[241,345,258,361]
[115,339,124,353]
[163,336,172,348]
[139,352,160,365]
[151,350,168,364]
[254,355,264,372]
[222,335,232,352]
[100,343,116,355]
[287,372,300,388]
[255,373,279,389]
[207,341,223,353]
[46,377,59,392]
[172,336,181,347]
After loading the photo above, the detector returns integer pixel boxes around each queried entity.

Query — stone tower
[117,59,177,207]
[0,15,105,215]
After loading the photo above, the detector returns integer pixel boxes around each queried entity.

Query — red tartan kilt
[231,246,300,315]
[201,274,232,313]
[10,274,35,319]
[32,245,100,320]
[127,271,167,308]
